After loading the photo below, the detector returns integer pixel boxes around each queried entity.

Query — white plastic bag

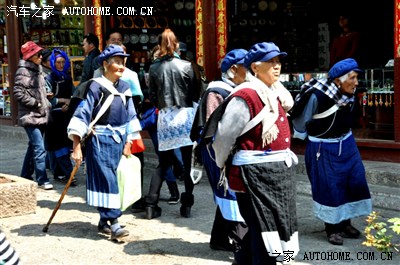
[117,155,141,211]
[190,142,203,185]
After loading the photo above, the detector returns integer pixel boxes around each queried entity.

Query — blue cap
[328,58,363,79]
[244,42,287,69]
[97,45,129,65]
[221,49,248,73]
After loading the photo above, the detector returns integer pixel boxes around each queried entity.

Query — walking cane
[42,162,80,232]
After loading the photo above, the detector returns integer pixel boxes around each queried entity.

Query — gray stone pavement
[0,125,399,265]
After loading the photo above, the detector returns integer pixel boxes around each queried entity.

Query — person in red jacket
[330,13,361,66]
[14,41,53,190]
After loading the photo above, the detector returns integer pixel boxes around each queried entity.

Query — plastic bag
[117,155,142,211]
[190,142,203,185]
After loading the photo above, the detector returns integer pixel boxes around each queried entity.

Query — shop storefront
[1,0,399,161]
[1,0,90,122]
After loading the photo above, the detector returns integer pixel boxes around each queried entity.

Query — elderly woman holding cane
[67,45,141,240]
[212,42,299,264]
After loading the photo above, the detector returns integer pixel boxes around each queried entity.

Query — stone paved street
[0,126,399,265]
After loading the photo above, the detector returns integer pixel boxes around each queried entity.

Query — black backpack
[190,87,230,143]
[288,86,315,120]
[68,80,93,117]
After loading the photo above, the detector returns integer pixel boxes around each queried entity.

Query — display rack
[70,56,84,87]
[1,63,10,116]
[356,67,395,140]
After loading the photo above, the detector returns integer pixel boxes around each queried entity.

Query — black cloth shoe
[209,242,233,251]
[97,223,111,235]
[111,228,129,240]
[145,206,162,220]
[328,233,343,245]
[342,225,361,238]
[131,198,146,213]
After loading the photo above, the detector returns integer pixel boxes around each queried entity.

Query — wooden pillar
[5,0,22,125]
[83,0,94,34]
[198,0,218,81]
[394,0,399,142]
[92,0,103,51]
[215,0,227,69]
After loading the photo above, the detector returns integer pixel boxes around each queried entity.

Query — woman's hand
[59,98,71,112]
[61,103,69,112]
[123,141,132,157]
[71,135,83,167]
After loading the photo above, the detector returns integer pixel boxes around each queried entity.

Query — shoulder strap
[87,78,127,131]
[240,106,268,136]
[207,80,233,92]
[312,104,339,119]
[88,91,114,131]
[92,77,128,105]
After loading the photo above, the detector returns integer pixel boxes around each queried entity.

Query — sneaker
[55,176,78,186]
[167,195,180,205]
[39,182,53,190]
[54,176,67,182]
[110,228,129,240]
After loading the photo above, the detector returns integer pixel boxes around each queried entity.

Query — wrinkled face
[55,57,66,72]
[29,52,42,65]
[103,56,125,81]
[251,56,282,86]
[338,71,359,96]
[107,32,122,45]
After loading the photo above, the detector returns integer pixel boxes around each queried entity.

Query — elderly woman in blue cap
[292,58,372,245]
[68,45,141,240]
[191,48,248,258]
[212,42,299,264]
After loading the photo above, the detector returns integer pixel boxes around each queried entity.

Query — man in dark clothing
[92,28,134,71]
[79,33,100,84]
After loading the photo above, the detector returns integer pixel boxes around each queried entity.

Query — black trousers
[145,145,193,206]
[210,206,249,263]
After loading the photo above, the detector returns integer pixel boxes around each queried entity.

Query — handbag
[131,135,146,154]
[140,106,158,130]
[117,155,142,211]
